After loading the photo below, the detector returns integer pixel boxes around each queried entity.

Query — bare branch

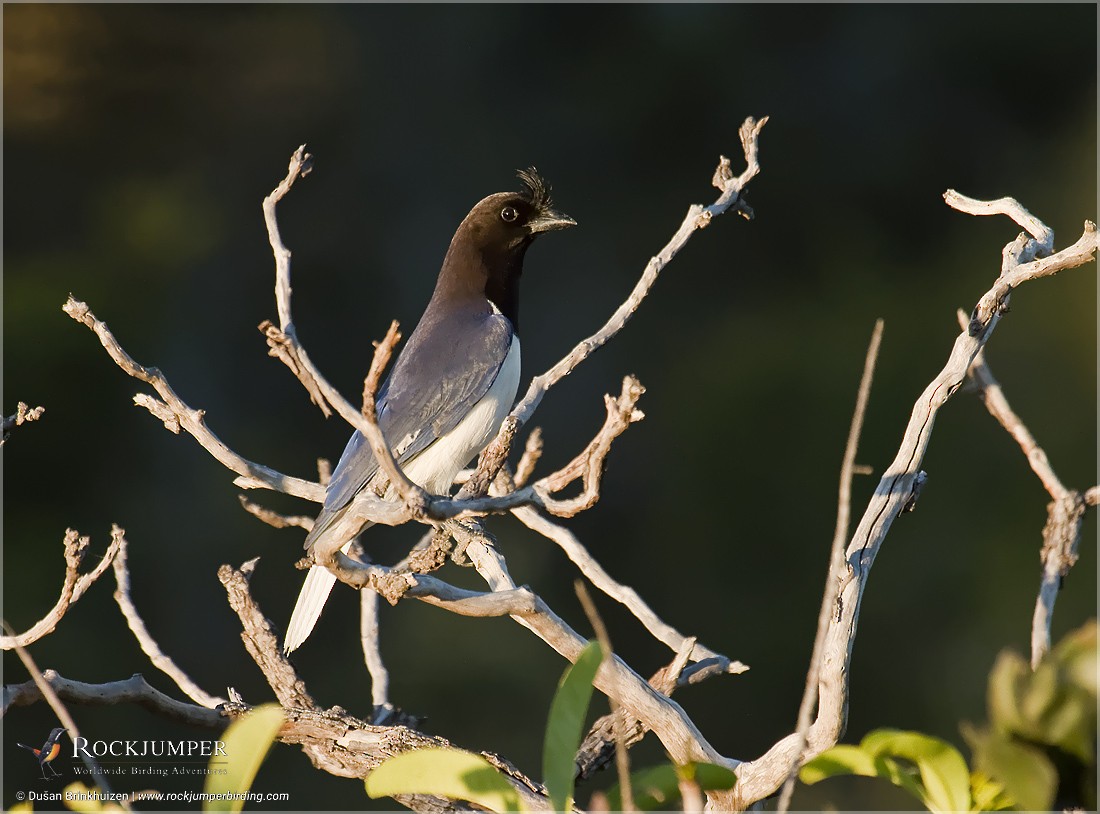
[323,539,731,771]
[508,117,768,435]
[575,637,697,781]
[958,309,1068,499]
[217,559,550,810]
[355,320,433,517]
[2,401,45,446]
[110,526,226,708]
[777,319,883,813]
[360,583,392,716]
[729,197,1097,807]
[1031,492,1087,668]
[217,560,319,712]
[940,195,1097,337]
[238,494,315,530]
[955,308,1092,668]
[2,634,131,809]
[535,376,646,517]
[255,145,337,417]
[1,528,122,649]
[513,427,544,488]
[575,581,633,814]
[423,118,768,528]
[942,190,1055,253]
[3,669,226,729]
[511,505,745,673]
[63,296,323,502]
[458,537,731,772]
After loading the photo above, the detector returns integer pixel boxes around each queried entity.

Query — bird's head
[439,168,575,328]
[462,167,576,256]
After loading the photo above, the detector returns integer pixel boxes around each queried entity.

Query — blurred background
[3,5,1096,810]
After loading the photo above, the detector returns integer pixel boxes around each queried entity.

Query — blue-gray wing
[303,307,514,551]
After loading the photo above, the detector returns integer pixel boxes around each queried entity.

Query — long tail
[284,541,353,654]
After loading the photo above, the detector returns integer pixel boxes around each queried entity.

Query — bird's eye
[500,206,519,223]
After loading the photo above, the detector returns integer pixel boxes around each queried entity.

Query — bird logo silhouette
[18,726,65,779]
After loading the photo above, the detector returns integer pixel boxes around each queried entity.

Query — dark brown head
[435,168,575,329]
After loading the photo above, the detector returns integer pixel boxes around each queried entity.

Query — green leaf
[987,650,1030,736]
[204,704,284,813]
[800,744,878,783]
[859,729,972,813]
[606,762,737,810]
[364,747,522,813]
[969,771,1014,811]
[62,782,106,813]
[542,641,603,813]
[963,724,1056,811]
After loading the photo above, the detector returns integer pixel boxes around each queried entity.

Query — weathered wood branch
[1,528,122,650]
[2,401,45,446]
[727,199,1097,808]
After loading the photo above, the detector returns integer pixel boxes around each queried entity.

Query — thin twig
[955,309,1092,669]
[2,624,130,809]
[360,581,392,717]
[2,401,45,446]
[111,526,226,707]
[426,118,769,512]
[514,428,544,488]
[958,310,1068,499]
[575,581,634,813]
[575,636,696,781]
[355,320,433,515]
[777,319,883,814]
[511,505,744,672]
[1,528,122,649]
[238,495,315,530]
[218,560,319,712]
[510,117,768,435]
[63,296,323,501]
[729,200,1096,807]
[1031,492,1087,668]
[3,670,226,728]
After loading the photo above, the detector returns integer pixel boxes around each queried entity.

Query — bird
[19,726,65,779]
[284,168,575,654]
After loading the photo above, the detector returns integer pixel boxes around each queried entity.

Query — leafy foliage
[801,729,1008,812]
[203,704,285,813]
[364,748,523,812]
[962,619,1096,811]
[542,641,604,812]
[604,761,737,810]
[801,620,1097,811]
[364,640,604,812]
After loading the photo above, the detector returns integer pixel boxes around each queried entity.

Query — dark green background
[4,4,1096,810]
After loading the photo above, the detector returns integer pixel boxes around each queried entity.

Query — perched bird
[19,726,65,779]
[284,169,575,653]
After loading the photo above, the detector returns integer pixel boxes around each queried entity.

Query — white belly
[398,335,520,496]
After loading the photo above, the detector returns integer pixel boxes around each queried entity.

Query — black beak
[527,207,577,235]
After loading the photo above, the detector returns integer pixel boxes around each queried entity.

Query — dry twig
[111,526,226,708]
[776,319,884,813]
[1,528,122,650]
[2,628,130,809]
[957,310,1095,669]
[511,504,745,672]
[728,197,1097,807]
[3,670,225,729]
[575,581,634,812]
[63,296,322,501]
[2,401,45,446]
